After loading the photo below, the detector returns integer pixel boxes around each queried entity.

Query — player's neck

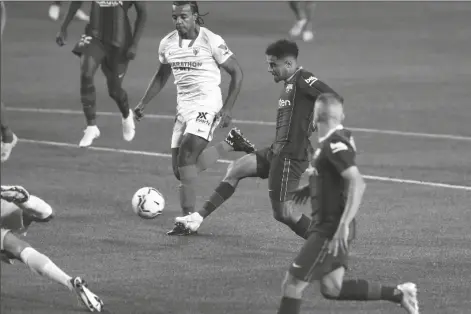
[317,123,342,142]
[180,25,200,40]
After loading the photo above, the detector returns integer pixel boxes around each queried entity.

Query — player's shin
[277,297,302,314]
[178,165,198,215]
[80,84,97,126]
[198,181,235,218]
[108,84,130,119]
[196,141,232,173]
[327,279,403,303]
[20,247,73,290]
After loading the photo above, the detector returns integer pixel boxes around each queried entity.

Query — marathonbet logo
[95,1,123,7]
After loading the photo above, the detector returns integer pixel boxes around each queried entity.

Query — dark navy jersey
[86,1,134,47]
[272,68,341,160]
[310,127,356,237]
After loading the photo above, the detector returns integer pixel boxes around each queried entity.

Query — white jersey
[158,27,233,109]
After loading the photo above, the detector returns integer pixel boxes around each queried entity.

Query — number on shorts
[78,35,92,47]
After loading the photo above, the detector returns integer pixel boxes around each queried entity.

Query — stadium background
[1,2,470,313]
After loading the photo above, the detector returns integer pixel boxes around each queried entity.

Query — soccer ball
[131,187,165,219]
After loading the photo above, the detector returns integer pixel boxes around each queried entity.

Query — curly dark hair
[265,39,299,59]
[173,1,208,25]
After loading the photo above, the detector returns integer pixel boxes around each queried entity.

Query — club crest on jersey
[193,47,200,56]
[285,84,293,93]
[95,0,123,7]
[330,142,349,153]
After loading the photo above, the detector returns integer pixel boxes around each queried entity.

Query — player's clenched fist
[56,29,67,47]
[134,103,145,122]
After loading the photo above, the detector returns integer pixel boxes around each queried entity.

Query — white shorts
[171,108,221,149]
[1,200,23,251]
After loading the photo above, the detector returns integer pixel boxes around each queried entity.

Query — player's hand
[217,109,232,128]
[56,29,67,47]
[329,223,349,257]
[304,164,318,177]
[291,185,311,205]
[126,44,138,60]
[134,103,145,122]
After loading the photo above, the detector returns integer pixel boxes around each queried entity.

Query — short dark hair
[265,39,299,59]
[173,1,207,25]
[316,93,344,106]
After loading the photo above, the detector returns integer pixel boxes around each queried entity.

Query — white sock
[20,247,73,290]
[17,196,53,219]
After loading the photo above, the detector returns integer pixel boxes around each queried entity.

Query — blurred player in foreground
[48,1,89,22]
[173,39,339,236]
[1,186,104,312]
[1,1,18,162]
[288,1,315,42]
[56,1,147,147]
[276,93,419,314]
[134,1,254,232]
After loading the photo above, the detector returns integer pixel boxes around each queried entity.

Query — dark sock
[277,297,302,314]
[335,280,402,303]
[178,165,198,215]
[196,141,232,173]
[198,182,235,218]
[81,85,97,126]
[290,214,311,239]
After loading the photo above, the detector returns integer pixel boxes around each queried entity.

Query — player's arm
[299,73,344,102]
[219,56,243,113]
[131,2,147,48]
[328,143,366,225]
[59,1,83,31]
[1,1,6,37]
[136,63,172,110]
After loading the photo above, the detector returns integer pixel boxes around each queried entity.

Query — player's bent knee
[2,232,31,259]
[320,269,345,299]
[178,135,209,166]
[271,201,295,224]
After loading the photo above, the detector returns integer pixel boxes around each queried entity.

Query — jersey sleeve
[158,37,168,64]
[325,140,356,174]
[210,34,233,65]
[298,72,343,102]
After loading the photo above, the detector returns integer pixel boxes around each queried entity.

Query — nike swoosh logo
[118,73,125,78]
[292,263,302,268]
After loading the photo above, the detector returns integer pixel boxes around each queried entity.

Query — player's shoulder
[296,68,319,87]
[159,30,178,49]
[200,27,226,46]
[324,128,355,153]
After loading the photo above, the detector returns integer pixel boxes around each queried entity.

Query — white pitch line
[19,138,471,192]
[6,107,471,141]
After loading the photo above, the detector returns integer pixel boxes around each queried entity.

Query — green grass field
[1,2,471,314]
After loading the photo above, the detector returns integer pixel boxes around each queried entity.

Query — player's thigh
[268,156,308,202]
[1,230,30,258]
[178,133,210,165]
[102,44,129,83]
[171,114,186,150]
[184,109,219,144]
[289,232,332,282]
[253,147,273,180]
[73,35,106,77]
[224,153,260,183]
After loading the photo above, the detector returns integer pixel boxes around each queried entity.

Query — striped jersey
[273,68,341,160]
[86,1,134,47]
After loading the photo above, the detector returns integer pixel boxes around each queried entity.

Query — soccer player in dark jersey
[172,39,339,236]
[56,1,147,147]
[277,93,419,314]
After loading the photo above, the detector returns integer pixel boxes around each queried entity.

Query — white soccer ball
[131,187,165,219]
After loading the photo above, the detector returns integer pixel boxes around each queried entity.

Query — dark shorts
[255,147,308,202]
[289,231,350,282]
[72,35,129,78]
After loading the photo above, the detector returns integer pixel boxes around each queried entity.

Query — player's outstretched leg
[1,232,104,312]
[102,54,135,142]
[78,52,102,147]
[169,152,260,236]
[195,127,255,173]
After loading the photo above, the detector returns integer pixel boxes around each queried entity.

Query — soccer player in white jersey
[134,1,255,235]
[1,185,104,312]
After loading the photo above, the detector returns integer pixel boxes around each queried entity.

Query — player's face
[172,4,197,35]
[266,55,291,83]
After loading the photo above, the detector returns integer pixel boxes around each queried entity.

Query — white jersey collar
[318,124,344,143]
